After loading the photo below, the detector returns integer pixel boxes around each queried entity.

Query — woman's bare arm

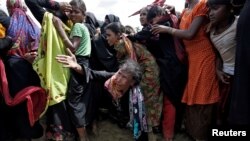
[151,16,205,40]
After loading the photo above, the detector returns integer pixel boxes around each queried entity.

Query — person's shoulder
[74,22,85,27]
[74,23,89,31]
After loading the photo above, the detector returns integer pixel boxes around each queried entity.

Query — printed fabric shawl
[123,36,148,139]
[33,12,70,106]
[7,0,40,57]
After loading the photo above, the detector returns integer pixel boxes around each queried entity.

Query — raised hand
[151,24,169,35]
[24,51,38,63]
[59,2,72,13]
[216,69,230,84]
[56,48,77,68]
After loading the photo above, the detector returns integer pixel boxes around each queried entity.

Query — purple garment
[7,0,40,57]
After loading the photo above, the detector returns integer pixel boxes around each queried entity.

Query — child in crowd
[52,0,91,140]
[207,0,238,127]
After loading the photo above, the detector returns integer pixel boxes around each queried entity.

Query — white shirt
[210,17,238,75]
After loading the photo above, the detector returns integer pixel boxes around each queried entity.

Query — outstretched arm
[53,16,80,53]
[25,0,71,24]
[128,26,153,43]
[56,48,83,74]
[56,48,114,80]
[151,16,205,40]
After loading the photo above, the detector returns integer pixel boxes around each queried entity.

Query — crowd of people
[0,0,249,141]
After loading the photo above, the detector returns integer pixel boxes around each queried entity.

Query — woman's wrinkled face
[140,10,148,26]
[69,5,85,23]
[113,70,135,88]
[209,5,230,25]
[105,29,120,46]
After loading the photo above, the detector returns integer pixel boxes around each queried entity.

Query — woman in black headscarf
[85,12,100,38]
[100,14,121,34]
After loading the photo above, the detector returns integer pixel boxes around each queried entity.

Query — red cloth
[0,58,47,126]
[162,96,176,139]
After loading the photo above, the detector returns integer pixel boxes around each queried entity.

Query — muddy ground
[34,118,193,141]
[33,111,193,141]
[88,119,193,141]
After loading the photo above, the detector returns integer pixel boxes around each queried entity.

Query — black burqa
[85,12,100,38]
[229,0,250,126]
[86,13,121,124]
[100,14,120,33]
[91,34,119,72]
[85,12,119,71]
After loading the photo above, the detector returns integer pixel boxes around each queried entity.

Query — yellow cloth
[0,24,6,38]
[33,12,70,106]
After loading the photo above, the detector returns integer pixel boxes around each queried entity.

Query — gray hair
[119,59,142,85]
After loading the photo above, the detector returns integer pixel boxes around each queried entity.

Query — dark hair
[105,22,125,34]
[125,25,135,35]
[70,0,87,15]
[85,12,100,28]
[119,59,142,85]
[147,5,165,22]
[105,14,120,23]
[140,7,149,14]
[207,0,243,15]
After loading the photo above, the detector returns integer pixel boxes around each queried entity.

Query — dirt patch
[34,116,193,141]
[89,120,133,141]
[88,120,193,141]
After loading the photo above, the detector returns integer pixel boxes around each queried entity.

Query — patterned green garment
[115,40,163,130]
[33,12,70,106]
